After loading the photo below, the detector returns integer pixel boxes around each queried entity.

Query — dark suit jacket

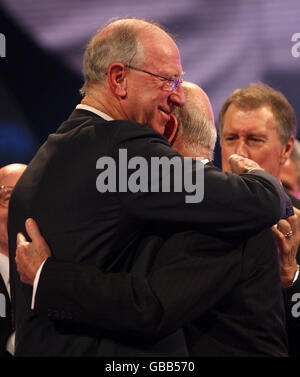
[34,228,288,356]
[283,192,300,357]
[0,274,12,357]
[8,109,291,356]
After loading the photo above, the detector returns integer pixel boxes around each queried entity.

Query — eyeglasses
[0,185,14,208]
[126,65,184,92]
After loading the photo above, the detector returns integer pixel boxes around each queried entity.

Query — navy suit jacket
[282,192,300,357]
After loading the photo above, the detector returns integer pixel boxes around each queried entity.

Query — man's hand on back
[15,218,52,285]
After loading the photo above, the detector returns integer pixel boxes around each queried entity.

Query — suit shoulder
[56,115,168,145]
[108,120,169,143]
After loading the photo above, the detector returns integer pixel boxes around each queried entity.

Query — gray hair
[173,97,217,159]
[80,17,170,95]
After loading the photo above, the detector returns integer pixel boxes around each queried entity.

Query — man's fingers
[15,246,32,285]
[15,243,27,262]
[25,218,45,245]
[272,226,285,244]
[16,232,28,246]
[229,154,262,174]
[277,219,291,236]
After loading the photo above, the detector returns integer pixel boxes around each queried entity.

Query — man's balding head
[172,82,216,159]
[0,164,26,256]
[0,164,27,182]
[181,82,214,124]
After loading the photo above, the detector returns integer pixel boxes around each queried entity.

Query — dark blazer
[0,274,12,357]
[8,109,291,356]
[283,192,300,357]
[34,228,288,356]
[184,229,287,356]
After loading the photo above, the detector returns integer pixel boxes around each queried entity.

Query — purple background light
[1,0,300,166]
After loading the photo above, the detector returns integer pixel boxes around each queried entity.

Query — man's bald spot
[93,18,171,48]
[172,81,216,160]
[182,82,214,124]
[98,18,179,69]
[0,164,27,181]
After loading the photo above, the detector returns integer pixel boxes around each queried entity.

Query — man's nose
[169,85,186,107]
[235,140,249,158]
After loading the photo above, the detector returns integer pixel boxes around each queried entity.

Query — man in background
[0,163,26,357]
[219,82,300,356]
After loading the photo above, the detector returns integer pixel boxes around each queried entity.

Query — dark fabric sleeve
[34,231,242,339]
[112,132,293,236]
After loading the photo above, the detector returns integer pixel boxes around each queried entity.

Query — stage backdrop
[0,0,300,166]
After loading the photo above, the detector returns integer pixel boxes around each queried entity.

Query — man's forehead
[224,104,277,127]
[145,55,183,79]
[226,103,276,119]
[140,30,181,67]
[223,122,278,136]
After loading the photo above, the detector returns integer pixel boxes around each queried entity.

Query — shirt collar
[76,104,114,121]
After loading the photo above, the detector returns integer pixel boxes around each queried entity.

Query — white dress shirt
[0,253,15,355]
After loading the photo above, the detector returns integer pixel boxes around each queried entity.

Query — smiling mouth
[159,107,170,118]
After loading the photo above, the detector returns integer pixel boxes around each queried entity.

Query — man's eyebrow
[161,71,185,78]
[222,132,238,136]
[247,133,267,138]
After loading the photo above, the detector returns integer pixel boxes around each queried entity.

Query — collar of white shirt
[0,253,10,297]
[76,104,114,121]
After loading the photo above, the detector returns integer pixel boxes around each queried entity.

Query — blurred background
[0,0,300,167]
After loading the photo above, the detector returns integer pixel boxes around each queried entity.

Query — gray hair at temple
[173,82,217,160]
[80,17,172,95]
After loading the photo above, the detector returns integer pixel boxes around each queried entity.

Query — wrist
[281,264,300,288]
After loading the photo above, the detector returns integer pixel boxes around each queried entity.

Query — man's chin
[149,122,166,135]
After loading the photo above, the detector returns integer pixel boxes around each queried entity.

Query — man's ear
[107,63,127,98]
[280,135,295,165]
[164,113,178,145]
